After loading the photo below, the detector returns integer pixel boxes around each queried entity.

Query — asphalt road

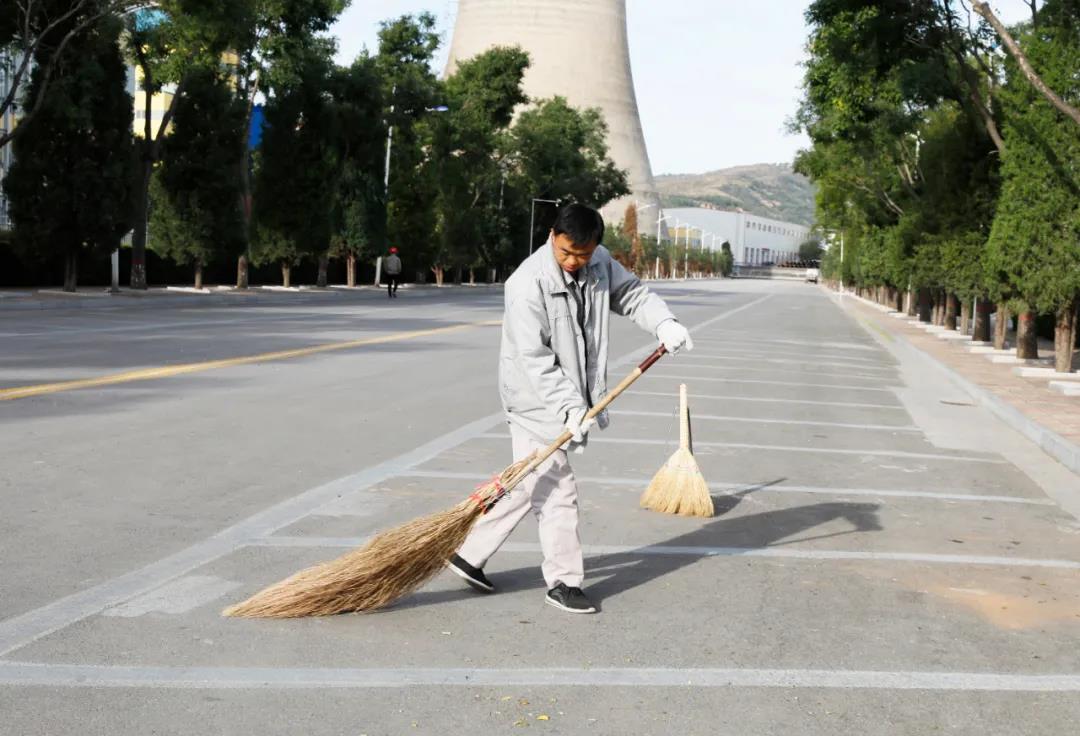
[2,279,1079,735]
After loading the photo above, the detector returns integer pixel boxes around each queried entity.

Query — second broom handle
[503,345,668,490]
[679,383,689,450]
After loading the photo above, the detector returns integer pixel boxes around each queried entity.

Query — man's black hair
[552,203,605,246]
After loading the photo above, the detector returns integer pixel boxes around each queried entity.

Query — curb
[834,290,1080,477]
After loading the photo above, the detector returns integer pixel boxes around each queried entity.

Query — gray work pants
[457,425,584,588]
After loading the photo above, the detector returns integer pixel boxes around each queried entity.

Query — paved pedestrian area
[2,280,1079,734]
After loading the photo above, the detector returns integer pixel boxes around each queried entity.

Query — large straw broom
[640,383,713,517]
[222,345,670,618]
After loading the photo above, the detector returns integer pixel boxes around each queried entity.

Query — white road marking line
[3,662,1080,691]
[696,334,884,353]
[0,412,504,658]
[102,576,240,618]
[400,469,1055,505]
[612,410,919,432]
[692,348,892,366]
[475,433,1005,463]
[0,293,771,657]
[657,363,887,382]
[677,354,897,372]
[647,374,896,392]
[630,390,906,410]
[250,537,1080,571]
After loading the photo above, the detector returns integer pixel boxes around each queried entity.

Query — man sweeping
[448,203,693,613]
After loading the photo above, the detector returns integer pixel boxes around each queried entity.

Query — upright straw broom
[639,383,713,517]
[222,345,670,618]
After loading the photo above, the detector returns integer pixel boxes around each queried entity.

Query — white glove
[657,319,693,354]
[565,408,595,443]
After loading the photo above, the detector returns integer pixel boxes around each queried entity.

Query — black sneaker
[545,582,596,614]
[447,554,494,593]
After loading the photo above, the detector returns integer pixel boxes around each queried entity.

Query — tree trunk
[281,263,291,289]
[918,289,932,322]
[433,265,444,286]
[993,303,1010,350]
[236,254,249,289]
[453,266,463,285]
[973,298,992,342]
[1054,300,1078,373]
[346,254,357,287]
[905,287,916,316]
[194,262,203,290]
[944,293,959,331]
[129,157,152,290]
[959,298,972,334]
[1016,311,1038,359]
[63,248,78,293]
[317,255,328,288]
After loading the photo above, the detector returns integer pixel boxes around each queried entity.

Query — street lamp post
[655,212,671,279]
[529,198,560,254]
[381,93,448,285]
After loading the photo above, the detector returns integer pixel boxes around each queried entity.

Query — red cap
[390,247,398,254]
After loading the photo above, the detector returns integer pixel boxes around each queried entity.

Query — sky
[330,1,1032,177]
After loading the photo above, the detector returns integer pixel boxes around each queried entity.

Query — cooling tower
[445,0,662,235]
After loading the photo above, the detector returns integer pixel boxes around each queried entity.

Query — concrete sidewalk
[837,291,1080,476]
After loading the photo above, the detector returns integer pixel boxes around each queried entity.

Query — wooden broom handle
[503,345,668,490]
[679,383,689,450]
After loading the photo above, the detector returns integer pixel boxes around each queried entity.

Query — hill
[655,163,816,226]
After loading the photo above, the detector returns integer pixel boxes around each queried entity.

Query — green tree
[4,13,133,291]
[798,239,824,262]
[328,55,386,287]
[1,1,144,149]
[985,0,1080,369]
[505,96,630,261]
[124,1,254,289]
[252,48,340,286]
[719,242,734,277]
[232,0,349,287]
[377,13,442,281]
[427,46,530,283]
[150,67,247,288]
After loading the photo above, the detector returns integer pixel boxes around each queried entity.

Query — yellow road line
[0,319,502,402]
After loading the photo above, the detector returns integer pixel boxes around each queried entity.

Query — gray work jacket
[499,240,676,443]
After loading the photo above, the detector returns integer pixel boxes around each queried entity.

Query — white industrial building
[661,207,812,266]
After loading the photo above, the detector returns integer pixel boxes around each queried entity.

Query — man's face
[551,231,598,273]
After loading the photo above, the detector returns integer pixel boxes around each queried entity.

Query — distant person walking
[384,247,402,298]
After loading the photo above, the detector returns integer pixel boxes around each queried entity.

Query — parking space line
[0,294,771,657]
[692,349,893,366]
[647,374,896,392]
[659,363,888,382]
[677,354,897,372]
[3,661,1079,691]
[250,537,1080,571]
[612,410,919,432]
[399,469,1054,505]
[695,335,885,353]
[631,391,906,410]
[475,433,1005,463]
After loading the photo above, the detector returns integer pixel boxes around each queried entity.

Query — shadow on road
[396,485,882,612]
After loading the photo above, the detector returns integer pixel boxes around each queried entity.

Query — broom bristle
[223,457,534,618]
[640,447,714,517]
